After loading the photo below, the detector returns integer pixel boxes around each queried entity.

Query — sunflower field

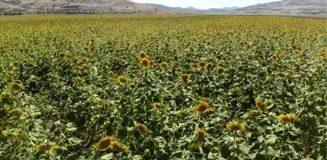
[0,15,326,160]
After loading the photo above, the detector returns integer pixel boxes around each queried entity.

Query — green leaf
[101,153,113,160]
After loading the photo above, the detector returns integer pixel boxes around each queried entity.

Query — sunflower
[271,54,279,60]
[239,123,247,133]
[117,76,128,85]
[181,74,191,82]
[287,114,300,123]
[160,62,169,69]
[217,67,224,74]
[195,128,207,142]
[93,136,115,151]
[255,97,267,112]
[190,63,200,69]
[245,110,261,118]
[205,63,212,70]
[139,51,148,59]
[58,52,66,58]
[226,121,240,132]
[35,143,56,152]
[199,61,207,68]
[11,131,19,138]
[151,102,163,109]
[135,123,149,133]
[9,108,24,117]
[81,64,89,70]
[193,100,210,113]
[298,57,304,63]
[75,76,84,84]
[72,66,82,71]
[111,141,129,153]
[1,91,11,100]
[277,113,299,123]
[283,63,291,70]
[265,75,272,83]
[140,58,150,68]
[12,80,24,91]
[302,158,313,160]
[149,60,155,68]
[1,130,7,137]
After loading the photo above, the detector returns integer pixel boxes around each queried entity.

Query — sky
[131,0,278,9]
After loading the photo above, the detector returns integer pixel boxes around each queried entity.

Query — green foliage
[0,15,326,160]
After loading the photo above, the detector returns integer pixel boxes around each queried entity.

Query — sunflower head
[9,108,24,117]
[298,57,304,63]
[239,123,247,133]
[205,63,212,70]
[35,143,56,152]
[199,61,207,68]
[190,63,200,69]
[277,114,290,122]
[181,74,191,82]
[117,76,128,85]
[226,121,240,132]
[135,123,149,133]
[255,97,267,112]
[59,52,66,58]
[149,60,155,68]
[81,64,89,70]
[111,141,129,153]
[1,91,11,100]
[151,102,163,109]
[12,80,24,91]
[75,76,84,84]
[271,54,279,60]
[287,114,300,123]
[160,62,169,69]
[139,51,148,59]
[193,100,210,113]
[245,110,261,118]
[140,58,150,68]
[93,136,115,151]
[265,75,272,83]
[283,63,291,70]
[1,130,7,137]
[217,67,224,74]
[195,128,207,142]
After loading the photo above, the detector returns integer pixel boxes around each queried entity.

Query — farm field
[0,15,326,160]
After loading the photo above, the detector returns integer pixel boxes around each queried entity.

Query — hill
[0,0,170,15]
[235,0,327,16]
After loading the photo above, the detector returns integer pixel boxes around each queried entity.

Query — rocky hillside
[0,0,170,15]
[235,0,327,16]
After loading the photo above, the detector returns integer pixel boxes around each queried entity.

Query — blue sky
[131,0,278,9]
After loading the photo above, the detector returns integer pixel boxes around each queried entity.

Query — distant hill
[149,4,239,14]
[0,0,171,15]
[0,0,239,15]
[234,0,327,16]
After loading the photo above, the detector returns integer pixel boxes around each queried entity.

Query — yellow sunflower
[139,51,148,59]
[199,61,207,68]
[140,58,150,68]
[12,80,24,91]
[9,108,24,117]
[93,136,115,151]
[35,143,56,152]
[190,63,200,69]
[193,100,210,113]
[149,60,155,68]
[217,67,224,75]
[135,123,149,133]
[181,74,191,82]
[117,76,128,85]
[160,62,169,69]
[195,128,207,142]
[111,141,129,153]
